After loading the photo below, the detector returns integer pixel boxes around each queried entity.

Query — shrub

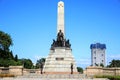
[94,75,120,80]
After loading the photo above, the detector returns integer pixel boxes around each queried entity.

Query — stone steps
[0,78,109,80]
[18,74,86,79]
[0,74,109,80]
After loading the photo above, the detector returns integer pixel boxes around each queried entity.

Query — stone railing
[84,66,120,76]
[0,66,42,76]
[0,66,23,76]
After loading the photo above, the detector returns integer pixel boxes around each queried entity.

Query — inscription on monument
[56,57,64,61]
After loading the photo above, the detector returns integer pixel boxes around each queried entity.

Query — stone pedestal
[43,47,78,74]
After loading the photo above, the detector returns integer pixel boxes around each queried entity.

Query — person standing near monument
[40,62,43,74]
[71,63,73,74]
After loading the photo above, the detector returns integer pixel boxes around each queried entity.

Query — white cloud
[31,55,47,64]
[34,55,47,60]
[107,54,120,59]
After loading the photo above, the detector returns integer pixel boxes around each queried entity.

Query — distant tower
[90,43,106,66]
[57,1,65,35]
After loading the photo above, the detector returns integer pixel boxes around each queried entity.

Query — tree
[0,31,13,51]
[107,59,120,67]
[0,49,9,59]
[0,31,35,68]
[0,31,15,67]
[9,51,14,59]
[14,54,18,62]
[77,67,83,73]
[36,58,46,69]
[100,63,104,67]
[0,31,30,67]
[23,59,33,69]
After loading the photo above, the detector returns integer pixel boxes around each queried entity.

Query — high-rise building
[90,43,106,66]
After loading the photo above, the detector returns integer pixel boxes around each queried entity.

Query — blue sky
[0,0,120,69]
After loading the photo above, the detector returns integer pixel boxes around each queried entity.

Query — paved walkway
[0,78,109,80]
[0,74,109,80]
[21,74,86,78]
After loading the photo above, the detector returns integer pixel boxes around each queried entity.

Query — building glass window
[101,54,104,56]
[102,60,104,62]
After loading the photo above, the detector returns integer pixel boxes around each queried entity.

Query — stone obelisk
[57,1,65,35]
[43,1,78,74]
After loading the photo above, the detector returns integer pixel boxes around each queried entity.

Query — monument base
[43,47,78,74]
[43,72,79,74]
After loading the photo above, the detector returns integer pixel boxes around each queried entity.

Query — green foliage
[0,31,13,51]
[0,49,9,59]
[9,51,14,59]
[23,59,33,69]
[77,67,83,73]
[0,49,33,68]
[16,59,23,65]
[0,58,21,67]
[0,59,9,67]
[36,58,45,69]
[95,75,120,80]
[107,59,120,67]
[0,50,20,67]
[0,31,16,67]
[100,63,104,67]
[14,54,18,62]
[0,31,34,68]
[0,51,24,67]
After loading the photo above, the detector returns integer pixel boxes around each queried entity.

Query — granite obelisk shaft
[57,1,65,35]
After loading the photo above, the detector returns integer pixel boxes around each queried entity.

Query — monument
[57,1,65,35]
[43,1,78,74]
